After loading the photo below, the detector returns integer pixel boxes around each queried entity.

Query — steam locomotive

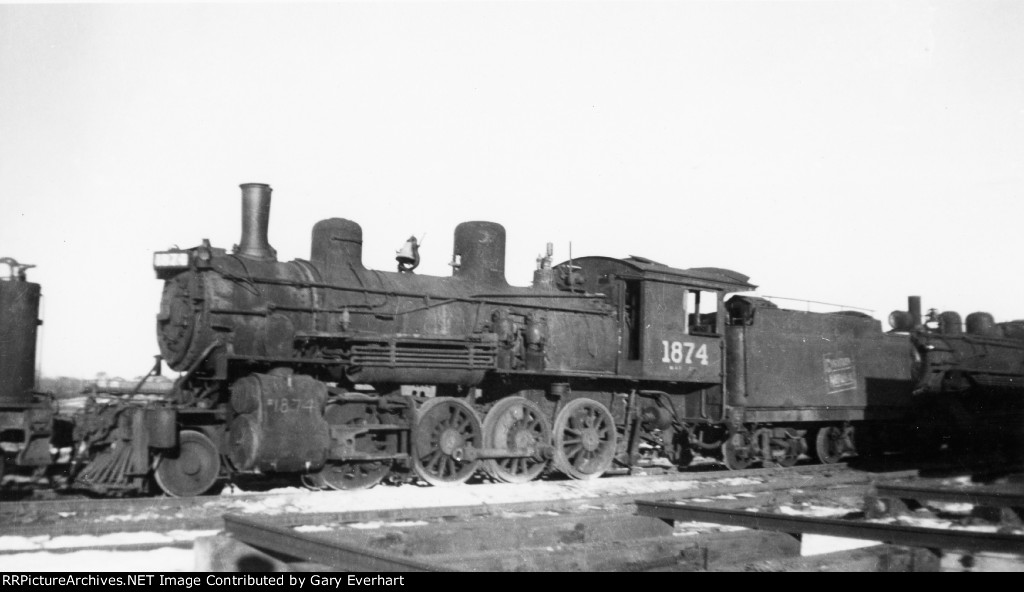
[2,184,1021,497]
[0,259,73,486]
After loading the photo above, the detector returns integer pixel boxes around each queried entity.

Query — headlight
[153,251,190,270]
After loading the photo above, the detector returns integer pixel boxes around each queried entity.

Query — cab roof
[560,255,757,292]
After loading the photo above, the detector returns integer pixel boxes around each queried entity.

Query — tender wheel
[154,430,221,497]
[412,398,482,486]
[310,461,391,491]
[772,437,802,468]
[814,425,855,464]
[721,430,754,470]
[482,397,552,483]
[552,398,616,480]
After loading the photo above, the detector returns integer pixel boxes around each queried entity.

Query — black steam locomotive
[0,259,73,486]
[3,184,1022,497]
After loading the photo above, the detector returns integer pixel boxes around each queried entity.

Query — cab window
[686,290,719,335]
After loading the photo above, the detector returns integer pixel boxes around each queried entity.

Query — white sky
[1,1,1022,379]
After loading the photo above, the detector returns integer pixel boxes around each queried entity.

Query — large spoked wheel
[309,461,391,491]
[814,425,855,464]
[154,430,221,497]
[552,398,617,480]
[482,397,552,483]
[413,398,482,486]
[721,430,754,470]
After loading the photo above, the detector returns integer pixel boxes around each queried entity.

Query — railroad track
[215,473,1024,572]
[0,462,854,526]
[6,463,1020,570]
[4,447,1013,517]
[217,504,798,572]
[637,501,1024,555]
[1,463,898,542]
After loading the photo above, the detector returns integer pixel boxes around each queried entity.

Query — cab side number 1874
[661,340,708,365]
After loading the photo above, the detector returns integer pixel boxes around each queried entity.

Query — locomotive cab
[556,256,755,382]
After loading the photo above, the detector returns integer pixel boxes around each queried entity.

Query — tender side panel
[739,309,912,422]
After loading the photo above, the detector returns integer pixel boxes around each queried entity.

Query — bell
[396,236,420,272]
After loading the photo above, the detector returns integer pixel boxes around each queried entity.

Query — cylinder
[230,377,260,414]
[236,183,277,261]
[966,312,996,336]
[226,373,329,473]
[0,276,41,407]
[452,221,506,284]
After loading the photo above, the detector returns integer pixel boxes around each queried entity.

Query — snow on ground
[5,470,1017,571]
[776,504,853,518]
[0,529,219,552]
[0,473,746,571]
[0,548,194,572]
[216,473,731,516]
[0,530,217,572]
[801,535,881,556]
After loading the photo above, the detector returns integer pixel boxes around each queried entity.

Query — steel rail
[0,461,858,516]
[1,466,909,539]
[222,514,455,572]
[635,501,1024,554]
[874,483,1024,508]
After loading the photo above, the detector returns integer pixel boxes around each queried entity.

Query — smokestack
[235,183,277,261]
[908,295,922,328]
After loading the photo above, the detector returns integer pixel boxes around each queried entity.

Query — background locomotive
[892,298,1024,453]
[3,184,1022,497]
[0,259,72,486]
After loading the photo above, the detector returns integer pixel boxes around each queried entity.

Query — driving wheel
[309,402,395,490]
[412,397,482,486]
[482,397,552,483]
[552,398,616,480]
